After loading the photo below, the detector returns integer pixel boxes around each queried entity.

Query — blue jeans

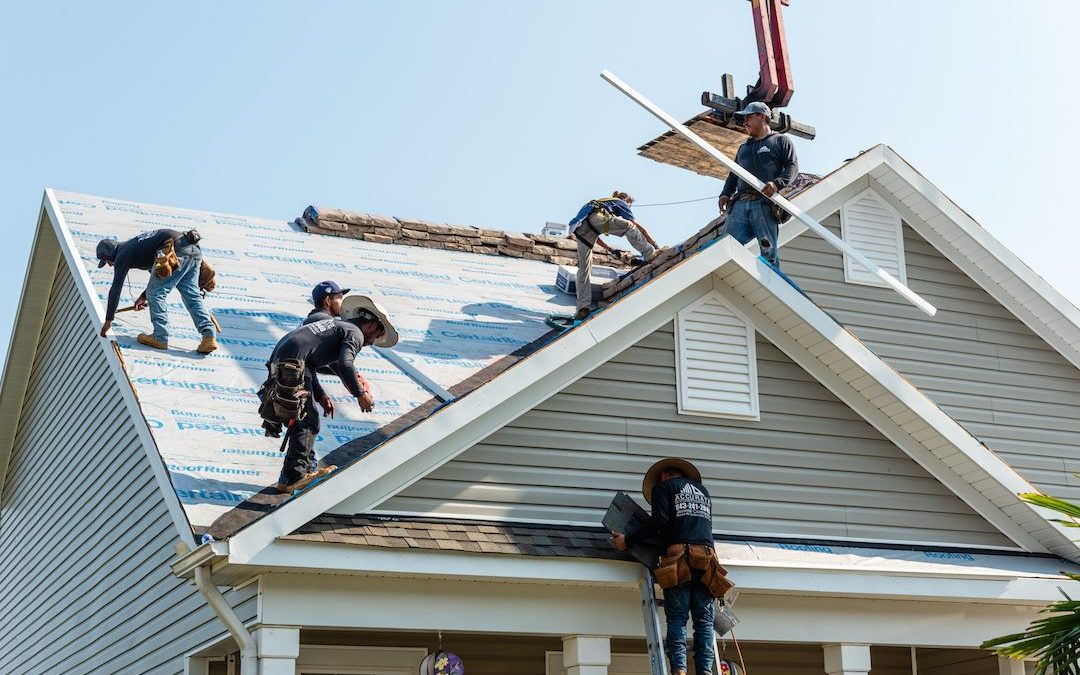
[723,198,780,267]
[664,580,715,674]
[146,244,215,343]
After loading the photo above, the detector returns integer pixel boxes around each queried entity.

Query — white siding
[380,322,1012,547]
[675,291,759,419]
[841,188,906,286]
[0,264,254,675]
[783,212,1080,504]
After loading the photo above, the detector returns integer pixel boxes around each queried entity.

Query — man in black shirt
[96,229,217,353]
[261,295,398,493]
[612,458,718,675]
[717,101,799,268]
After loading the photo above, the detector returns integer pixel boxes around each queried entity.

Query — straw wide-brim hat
[341,295,399,348]
[642,457,702,504]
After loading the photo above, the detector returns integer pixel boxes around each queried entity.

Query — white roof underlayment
[54,191,574,528]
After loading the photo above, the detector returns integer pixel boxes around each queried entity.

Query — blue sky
[2,1,1079,368]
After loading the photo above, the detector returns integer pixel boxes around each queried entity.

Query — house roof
[43,190,589,531]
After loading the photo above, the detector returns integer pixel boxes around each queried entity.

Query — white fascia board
[714,244,1078,557]
[44,190,197,548]
[0,204,60,502]
[244,539,1077,605]
[225,239,743,564]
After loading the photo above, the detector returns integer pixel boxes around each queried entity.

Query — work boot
[647,246,669,262]
[573,307,592,322]
[196,334,218,354]
[137,333,168,350]
[281,465,337,494]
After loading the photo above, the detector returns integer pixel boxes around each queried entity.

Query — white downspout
[194,565,258,675]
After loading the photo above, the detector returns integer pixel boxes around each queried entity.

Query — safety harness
[575,197,626,247]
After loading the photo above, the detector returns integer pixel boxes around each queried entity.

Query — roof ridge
[299,204,636,269]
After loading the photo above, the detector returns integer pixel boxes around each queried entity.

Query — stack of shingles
[602,172,822,302]
[298,206,635,269]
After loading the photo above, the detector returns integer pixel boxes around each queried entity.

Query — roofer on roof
[96,228,217,354]
[259,295,398,493]
[568,191,665,322]
[611,458,733,675]
[718,101,799,268]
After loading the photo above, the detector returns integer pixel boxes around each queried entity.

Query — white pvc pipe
[600,69,937,317]
[194,565,258,675]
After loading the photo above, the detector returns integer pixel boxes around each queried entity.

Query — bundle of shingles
[298,206,636,269]
[602,172,822,302]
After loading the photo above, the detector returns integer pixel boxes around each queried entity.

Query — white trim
[297,645,427,674]
[840,187,906,287]
[547,651,650,675]
[43,190,196,548]
[674,289,760,420]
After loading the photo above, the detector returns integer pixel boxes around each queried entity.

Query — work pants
[146,243,215,343]
[663,578,715,675]
[722,198,780,267]
[277,368,320,486]
[574,211,655,312]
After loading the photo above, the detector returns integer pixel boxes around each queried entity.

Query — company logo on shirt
[757,146,771,154]
[674,482,711,519]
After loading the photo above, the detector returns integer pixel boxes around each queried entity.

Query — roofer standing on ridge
[259,295,398,493]
[717,101,799,268]
[96,228,217,353]
[611,458,732,675]
[569,191,665,322]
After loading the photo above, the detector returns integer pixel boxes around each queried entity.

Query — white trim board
[43,190,196,548]
[220,237,1078,565]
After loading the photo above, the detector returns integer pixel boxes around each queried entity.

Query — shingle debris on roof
[602,173,821,304]
[284,514,634,561]
[299,205,637,269]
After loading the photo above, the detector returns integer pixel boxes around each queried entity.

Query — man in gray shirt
[717,101,799,268]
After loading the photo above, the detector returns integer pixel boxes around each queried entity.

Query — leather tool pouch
[687,544,735,599]
[198,259,217,293]
[154,238,180,279]
[654,544,691,589]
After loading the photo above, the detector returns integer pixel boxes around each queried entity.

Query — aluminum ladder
[639,567,728,675]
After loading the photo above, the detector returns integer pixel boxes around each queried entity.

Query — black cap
[96,238,119,268]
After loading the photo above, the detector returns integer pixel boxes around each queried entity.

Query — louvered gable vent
[675,291,759,419]
[841,188,907,286]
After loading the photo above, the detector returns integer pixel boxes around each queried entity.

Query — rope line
[633,194,721,207]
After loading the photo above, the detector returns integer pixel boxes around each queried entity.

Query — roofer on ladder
[258,295,398,493]
[611,458,733,675]
[96,228,218,354]
[569,191,665,322]
[717,101,799,268]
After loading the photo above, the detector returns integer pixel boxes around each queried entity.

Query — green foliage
[982,492,1080,674]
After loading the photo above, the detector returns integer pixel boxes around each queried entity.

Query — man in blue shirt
[569,191,663,321]
[717,102,799,268]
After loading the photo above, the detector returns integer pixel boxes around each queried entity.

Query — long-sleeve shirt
[104,229,185,321]
[720,132,799,198]
[569,198,635,228]
[269,318,365,398]
[301,308,337,399]
[625,477,714,548]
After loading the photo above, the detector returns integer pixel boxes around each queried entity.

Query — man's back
[650,477,714,547]
[271,318,362,370]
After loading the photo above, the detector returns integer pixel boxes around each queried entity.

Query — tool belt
[653,543,734,599]
[257,359,309,438]
[198,259,216,293]
[153,230,203,280]
[736,192,763,201]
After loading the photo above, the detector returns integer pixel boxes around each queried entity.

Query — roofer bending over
[96,228,217,353]
[611,458,733,675]
[718,101,799,268]
[569,191,665,321]
[259,296,398,493]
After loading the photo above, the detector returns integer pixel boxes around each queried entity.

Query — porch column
[823,644,871,675]
[183,656,210,675]
[998,656,1026,675]
[254,625,300,675]
[562,635,611,675]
